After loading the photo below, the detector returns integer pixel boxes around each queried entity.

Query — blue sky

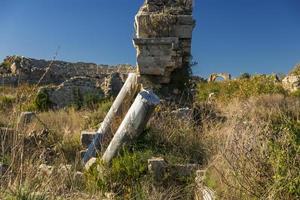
[0,0,299,77]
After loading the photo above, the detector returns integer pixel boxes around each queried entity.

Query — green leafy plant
[34,90,51,111]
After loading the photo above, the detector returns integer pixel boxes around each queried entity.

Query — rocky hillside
[0,55,135,85]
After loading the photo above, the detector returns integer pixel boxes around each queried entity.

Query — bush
[238,72,251,79]
[85,150,152,197]
[34,90,52,111]
[196,75,286,103]
[83,93,104,109]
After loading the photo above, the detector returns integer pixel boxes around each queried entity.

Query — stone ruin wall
[133,0,195,91]
[0,56,134,86]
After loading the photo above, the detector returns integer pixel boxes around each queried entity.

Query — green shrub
[85,150,152,196]
[34,90,51,111]
[238,72,251,79]
[269,118,300,199]
[197,75,286,103]
[83,93,104,109]
[3,186,47,200]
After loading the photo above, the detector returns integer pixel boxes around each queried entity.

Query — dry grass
[202,95,300,199]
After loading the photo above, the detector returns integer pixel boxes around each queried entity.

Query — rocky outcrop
[282,64,300,92]
[133,0,195,88]
[0,55,135,86]
[282,75,300,92]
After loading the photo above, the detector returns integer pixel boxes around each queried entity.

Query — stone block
[148,157,167,182]
[80,131,97,148]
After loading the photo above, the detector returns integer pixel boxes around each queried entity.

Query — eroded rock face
[38,77,106,108]
[282,75,300,92]
[133,0,195,88]
[282,64,300,92]
[0,56,135,86]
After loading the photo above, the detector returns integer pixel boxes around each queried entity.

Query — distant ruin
[208,73,232,82]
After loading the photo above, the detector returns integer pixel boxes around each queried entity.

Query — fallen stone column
[83,73,139,164]
[102,89,160,163]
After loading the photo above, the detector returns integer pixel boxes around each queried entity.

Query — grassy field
[0,76,299,199]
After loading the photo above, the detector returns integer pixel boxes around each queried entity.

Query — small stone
[148,157,167,182]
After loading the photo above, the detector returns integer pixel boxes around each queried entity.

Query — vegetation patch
[197,75,286,103]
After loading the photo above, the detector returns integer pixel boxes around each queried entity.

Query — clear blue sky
[0,0,300,77]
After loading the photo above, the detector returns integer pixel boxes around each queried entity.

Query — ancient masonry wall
[0,56,134,85]
[133,0,195,89]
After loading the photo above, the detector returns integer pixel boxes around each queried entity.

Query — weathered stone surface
[148,157,168,181]
[134,0,195,88]
[282,75,300,92]
[0,55,135,86]
[101,73,124,98]
[148,157,200,183]
[38,76,106,108]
